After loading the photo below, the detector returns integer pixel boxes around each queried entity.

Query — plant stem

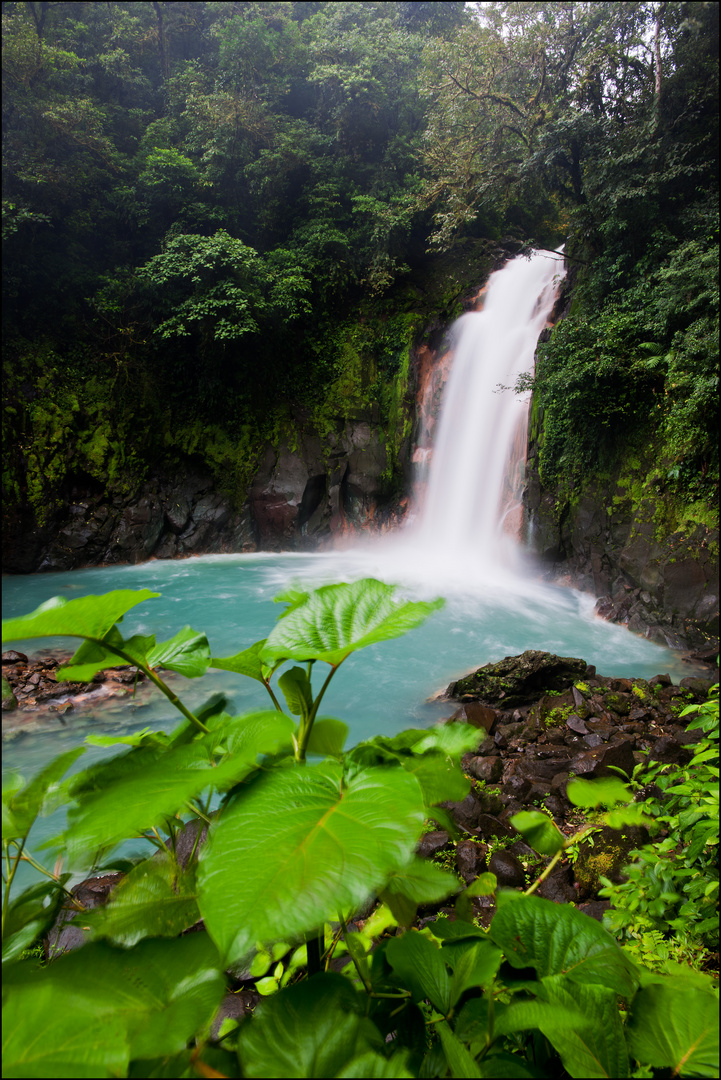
[296,664,338,763]
[524,825,597,897]
[524,848,564,896]
[306,932,322,976]
[263,679,284,713]
[61,636,210,734]
[2,838,24,937]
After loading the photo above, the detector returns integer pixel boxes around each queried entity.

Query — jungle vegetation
[2,0,718,527]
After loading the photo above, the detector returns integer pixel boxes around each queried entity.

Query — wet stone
[488,850,525,889]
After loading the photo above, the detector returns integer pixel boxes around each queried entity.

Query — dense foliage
[2,581,719,1077]
[2,1,718,532]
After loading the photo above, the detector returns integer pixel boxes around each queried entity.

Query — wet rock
[456,840,488,885]
[500,775,532,802]
[448,651,588,709]
[440,793,481,832]
[477,814,514,840]
[537,864,577,903]
[513,753,572,784]
[568,739,635,780]
[679,676,715,697]
[2,651,28,664]
[45,873,124,959]
[164,818,209,869]
[465,756,503,784]
[488,850,525,889]
[416,830,450,859]
[572,825,649,897]
[648,736,692,765]
[211,990,258,1040]
[451,702,499,733]
[566,714,589,735]
[577,900,611,923]
[164,496,190,534]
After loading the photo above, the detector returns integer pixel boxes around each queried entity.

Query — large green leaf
[566,777,632,808]
[2,936,223,1077]
[2,880,69,966]
[277,666,313,717]
[45,740,272,867]
[385,931,451,1014]
[337,1051,414,1078]
[399,750,471,805]
[260,579,443,666]
[220,710,296,757]
[83,854,200,947]
[490,893,638,997]
[538,977,629,1079]
[625,983,719,1077]
[446,938,504,1006]
[211,640,269,682]
[380,856,460,926]
[146,626,211,678]
[437,1021,482,1078]
[197,760,425,964]
[237,973,380,1078]
[3,747,84,840]
[1,590,159,644]
[57,629,155,682]
[306,717,349,756]
[510,810,565,856]
[2,981,129,1078]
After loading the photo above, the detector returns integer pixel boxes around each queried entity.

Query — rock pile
[421,650,715,918]
[2,650,149,725]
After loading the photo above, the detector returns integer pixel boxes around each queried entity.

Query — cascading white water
[415,250,565,567]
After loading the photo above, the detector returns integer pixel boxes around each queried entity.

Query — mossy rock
[602,692,632,717]
[2,675,18,711]
[573,825,649,898]
[449,651,587,709]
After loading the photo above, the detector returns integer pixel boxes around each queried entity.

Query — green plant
[2,584,719,1078]
[599,682,719,954]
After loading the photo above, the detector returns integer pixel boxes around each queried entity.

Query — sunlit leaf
[566,777,631,808]
[147,626,211,678]
[510,810,565,856]
[2,590,159,645]
[211,640,268,682]
[198,760,425,964]
[626,983,719,1077]
[490,893,638,997]
[261,579,443,667]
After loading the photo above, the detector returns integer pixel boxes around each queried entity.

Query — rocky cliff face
[524,397,718,657]
[2,412,410,573]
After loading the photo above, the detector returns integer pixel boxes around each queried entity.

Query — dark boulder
[448,651,587,709]
[488,850,526,889]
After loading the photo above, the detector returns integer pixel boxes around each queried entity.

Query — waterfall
[412,250,565,570]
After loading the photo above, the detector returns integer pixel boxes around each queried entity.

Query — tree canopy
[2,1,718,525]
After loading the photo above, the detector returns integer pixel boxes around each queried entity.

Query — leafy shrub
[600,679,720,951]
